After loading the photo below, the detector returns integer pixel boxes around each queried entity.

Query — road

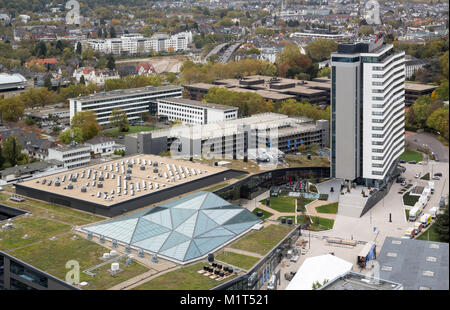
[405,132,449,163]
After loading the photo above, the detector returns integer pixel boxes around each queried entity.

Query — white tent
[286,254,353,290]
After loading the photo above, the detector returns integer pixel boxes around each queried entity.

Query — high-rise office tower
[330,34,405,188]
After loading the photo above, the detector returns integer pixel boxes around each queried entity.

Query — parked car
[434,172,442,177]
[401,180,407,186]
[432,175,441,180]
[408,161,417,164]
[415,172,421,178]
[399,160,406,163]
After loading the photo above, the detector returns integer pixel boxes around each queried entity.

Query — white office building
[331,35,405,188]
[157,98,238,125]
[48,144,91,169]
[69,86,183,126]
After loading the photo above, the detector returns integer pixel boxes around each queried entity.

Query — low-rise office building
[84,136,124,157]
[183,75,331,107]
[48,144,91,169]
[69,85,183,126]
[125,113,329,159]
[404,83,438,106]
[157,98,238,125]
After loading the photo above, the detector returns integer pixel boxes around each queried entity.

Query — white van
[409,206,421,221]
[429,207,438,219]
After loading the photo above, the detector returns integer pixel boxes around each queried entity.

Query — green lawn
[0,192,104,226]
[252,208,273,220]
[0,216,71,250]
[315,202,339,214]
[403,192,420,206]
[229,224,294,256]
[420,173,430,180]
[261,196,296,213]
[215,251,260,271]
[204,182,229,192]
[133,262,234,290]
[297,215,334,231]
[104,125,160,137]
[11,233,149,290]
[416,223,440,241]
[399,150,423,162]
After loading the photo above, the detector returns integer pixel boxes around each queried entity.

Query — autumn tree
[305,39,338,62]
[0,96,24,122]
[109,108,129,132]
[58,127,83,144]
[71,110,101,142]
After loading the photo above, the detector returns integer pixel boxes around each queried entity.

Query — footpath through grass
[399,150,423,162]
[215,251,260,271]
[133,262,234,290]
[104,125,160,137]
[229,224,294,256]
[11,233,149,290]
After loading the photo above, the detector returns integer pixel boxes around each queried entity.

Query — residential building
[330,34,405,188]
[0,160,65,185]
[157,98,238,125]
[69,85,183,127]
[72,67,120,85]
[47,144,91,169]
[84,136,124,157]
[405,55,430,79]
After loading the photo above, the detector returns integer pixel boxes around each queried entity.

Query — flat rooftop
[405,83,438,92]
[19,154,228,207]
[71,85,182,103]
[321,271,403,290]
[158,97,238,111]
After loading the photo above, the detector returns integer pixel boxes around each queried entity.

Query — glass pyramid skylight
[82,191,261,263]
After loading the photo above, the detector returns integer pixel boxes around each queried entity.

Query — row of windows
[65,156,91,164]
[331,56,360,63]
[10,261,48,288]
[372,62,404,79]
[80,90,181,106]
[62,150,90,158]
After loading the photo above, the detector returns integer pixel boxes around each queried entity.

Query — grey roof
[0,160,62,177]
[158,98,238,111]
[320,271,403,290]
[72,85,182,102]
[84,136,115,145]
[378,237,449,290]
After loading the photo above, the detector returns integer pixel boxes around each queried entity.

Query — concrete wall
[334,62,360,180]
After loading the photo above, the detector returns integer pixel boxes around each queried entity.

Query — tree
[317,66,331,78]
[305,39,337,62]
[439,51,449,79]
[106,54,115,70]
[0,145,4,168]
[109,26,116,38]
[435,79,449,101]
[435,203,449,243]
[71,110,101,141]
[44,75,52,89]
[0,96,24,122]
[35,41,47,57]
[109,108,130,132]
[1,136,22,166]
[79,75,86,85]
[76,42,82,55]
[58,127,83,144]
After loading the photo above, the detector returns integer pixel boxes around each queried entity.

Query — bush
[319,194,329,200]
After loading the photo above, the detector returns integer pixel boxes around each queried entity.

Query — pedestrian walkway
[223,247,263,259]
